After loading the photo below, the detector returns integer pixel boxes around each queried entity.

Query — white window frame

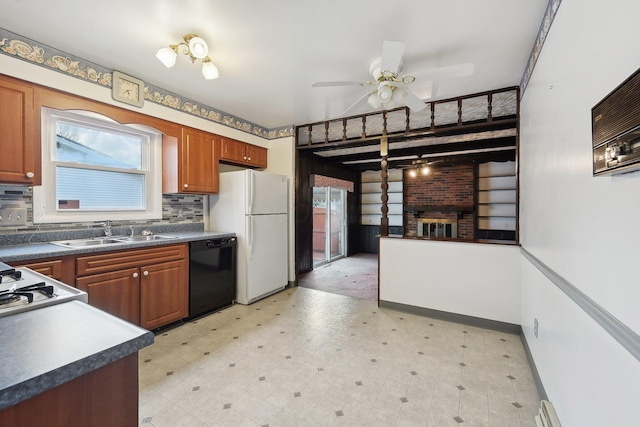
[33,108,163,223]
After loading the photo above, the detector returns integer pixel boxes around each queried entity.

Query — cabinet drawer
[10,257,74,283]
[76,244,187,276]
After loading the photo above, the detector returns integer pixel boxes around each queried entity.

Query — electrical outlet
[0,208,28,227]
[534,318,539,338]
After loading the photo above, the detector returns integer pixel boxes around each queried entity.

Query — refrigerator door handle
[248,216,254,260]
[248,170,255,214]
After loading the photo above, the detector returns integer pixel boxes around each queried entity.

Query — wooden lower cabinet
[9,257,74,284]
[140,260,187,329]
[0,353,139,427]
[76,268,141,325]
[75,244,188,329]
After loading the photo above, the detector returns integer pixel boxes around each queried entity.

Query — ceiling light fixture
[156,34,219,80]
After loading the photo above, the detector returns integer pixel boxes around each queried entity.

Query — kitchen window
[33,108,162,223]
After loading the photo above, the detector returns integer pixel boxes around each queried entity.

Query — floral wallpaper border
[519,0,562,97]
[0,27,294,140]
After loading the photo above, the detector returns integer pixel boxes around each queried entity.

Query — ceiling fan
[394,155,440,177]
[312,41,474,116]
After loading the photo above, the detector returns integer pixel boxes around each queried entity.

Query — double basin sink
[51,235,177,248]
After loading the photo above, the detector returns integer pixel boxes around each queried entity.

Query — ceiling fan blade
[401,90,428,112]
[381,41,405,75]
[312,81,366,87]
[412,63,475,81]
[342,91,373,116]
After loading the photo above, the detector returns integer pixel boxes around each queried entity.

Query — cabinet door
[139,259,188,329]
[76,268,140,325]
[0,76,39,185]
[245,144,268,168]
[180,128,219,193]
[220,137,247,163]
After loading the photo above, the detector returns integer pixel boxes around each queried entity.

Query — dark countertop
[0,300,154,411]
[0,230,235,262]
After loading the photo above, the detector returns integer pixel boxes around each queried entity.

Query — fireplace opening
[417,218,458,238]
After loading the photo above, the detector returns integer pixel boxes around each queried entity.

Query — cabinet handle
[132,272,139,278]
[247,157,251,161]
[183,184,189,189]
[26,172,34,178]
[143,271,149,276]
[243,156,247,160]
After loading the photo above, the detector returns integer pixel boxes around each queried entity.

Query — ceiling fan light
[408,169,417,178]
[421,166,430,175]
[187,36,209,59]
[156,46,177,68]
[384,98,397,109]
[201,58,219,79]
[367,92,382,109]
[392,86,407,103]
[377,85,393,103]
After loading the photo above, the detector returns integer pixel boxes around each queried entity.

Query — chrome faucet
[129,225,135,238]
[100,220,112,237]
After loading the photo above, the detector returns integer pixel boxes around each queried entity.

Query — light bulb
[421,166,430,175]
[188,36,208,59]
[367,92,382,109]
[392,86,407,103]
[409,169,417,178]
[156,47,177,68]
[377,85,393,103]
[202,59,219,79]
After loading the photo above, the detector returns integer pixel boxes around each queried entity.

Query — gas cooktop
[0,262,87,318]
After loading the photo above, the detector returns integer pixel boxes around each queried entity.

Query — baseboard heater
[535,400,562,427]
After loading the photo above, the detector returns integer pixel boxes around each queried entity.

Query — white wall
[519,1,640,426]
[265,137,296,282]
[380,238,521,325]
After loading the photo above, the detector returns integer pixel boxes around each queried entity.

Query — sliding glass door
[312,186,346,267]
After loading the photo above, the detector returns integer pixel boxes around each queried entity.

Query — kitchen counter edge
[0,300,154,411]
[0,231,236,262]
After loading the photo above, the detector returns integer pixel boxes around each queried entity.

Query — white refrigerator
[209,170,288,304]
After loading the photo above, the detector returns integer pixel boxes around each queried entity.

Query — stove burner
[0,270,22,283]
[16,282,55,298]
[0,282,53,310]
[0,293,29,308]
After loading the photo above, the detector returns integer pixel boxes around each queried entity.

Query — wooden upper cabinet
[245,143,268,168]
[0,75,40,185]
[220,137,267,168]
[163,127,219,194]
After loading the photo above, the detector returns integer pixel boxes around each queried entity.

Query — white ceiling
[0,0,548,130]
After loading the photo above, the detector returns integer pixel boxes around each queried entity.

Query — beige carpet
[298,253,378,300]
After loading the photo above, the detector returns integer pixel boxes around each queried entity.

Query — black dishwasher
[189,237,237,318]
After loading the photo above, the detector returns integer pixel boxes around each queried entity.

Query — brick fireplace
[403,163,475,239]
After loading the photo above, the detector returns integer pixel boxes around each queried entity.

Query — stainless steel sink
[50,234,177,248]
[50,238,125,248]
[115,235,177,242]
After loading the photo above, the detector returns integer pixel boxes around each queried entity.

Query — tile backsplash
[0,185,204,236]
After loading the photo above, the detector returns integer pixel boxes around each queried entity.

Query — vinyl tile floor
[139,287,540,427]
